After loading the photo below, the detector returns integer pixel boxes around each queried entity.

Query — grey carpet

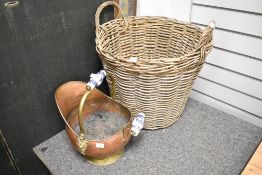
[33,98,262,175]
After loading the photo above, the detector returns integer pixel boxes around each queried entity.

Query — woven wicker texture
[95,1,214,129]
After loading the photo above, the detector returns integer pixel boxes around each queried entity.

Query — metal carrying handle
[77,78,116,138]
[77,71,117,139]
[95,1,128,35]
[78,86,91,138]
[77,70,107,139]
[78,72,144,141]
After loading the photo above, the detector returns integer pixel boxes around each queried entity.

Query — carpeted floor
[33,98,262,175]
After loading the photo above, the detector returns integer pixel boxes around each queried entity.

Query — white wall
[136,0,191,21]
[190,0,262,127]
[137,0,262,127]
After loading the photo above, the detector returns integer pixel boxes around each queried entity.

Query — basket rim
[97,17,209,55]
[95,16,214,74]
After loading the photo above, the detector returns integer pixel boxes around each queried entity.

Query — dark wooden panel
[0,0,112,174]
[0,130,19,175]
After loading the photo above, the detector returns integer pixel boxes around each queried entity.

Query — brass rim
[86,150,124,166]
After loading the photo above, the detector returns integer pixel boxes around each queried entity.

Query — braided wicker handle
[199,21,215,46]
[95,1,128,34]
[197,20,215,65]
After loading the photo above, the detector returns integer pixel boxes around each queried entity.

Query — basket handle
[196,21,215,64]
[95,1,128,34]
[199,21,215,46]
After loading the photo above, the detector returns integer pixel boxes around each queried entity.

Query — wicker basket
[95,1,214,129]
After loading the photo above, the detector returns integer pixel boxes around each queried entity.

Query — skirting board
[190,90,262,128]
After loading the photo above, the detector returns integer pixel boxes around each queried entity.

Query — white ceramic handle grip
[131,113,145,136]
[87,70,106,89]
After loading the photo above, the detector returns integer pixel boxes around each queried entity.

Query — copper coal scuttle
[55,71,144,166]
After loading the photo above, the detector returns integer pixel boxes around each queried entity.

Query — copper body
[55,81,132,158]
